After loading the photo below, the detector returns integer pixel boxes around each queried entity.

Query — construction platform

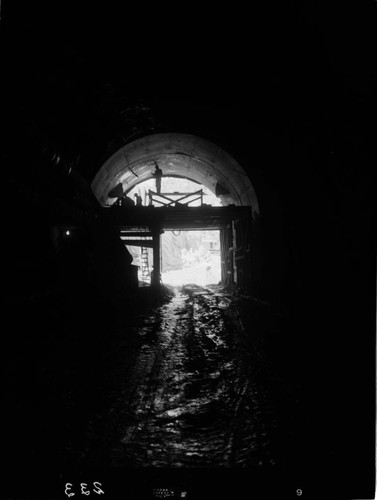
[103,192,251,287]
[104,204,250,232]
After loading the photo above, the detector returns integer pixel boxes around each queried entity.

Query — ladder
[141,247,150,281]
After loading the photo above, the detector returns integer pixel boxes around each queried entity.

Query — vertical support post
[220,224,234,286]
[149,190,152,206]
[220,227,226,284]
[151,225,161,287]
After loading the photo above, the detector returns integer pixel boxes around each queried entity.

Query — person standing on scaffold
[152,162,163,194]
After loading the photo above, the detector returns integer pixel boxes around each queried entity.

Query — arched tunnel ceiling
[91,133,259,214]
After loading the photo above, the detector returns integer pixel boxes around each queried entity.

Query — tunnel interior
[1,0,375,498]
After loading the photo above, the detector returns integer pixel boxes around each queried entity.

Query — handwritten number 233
[65,482,104,496]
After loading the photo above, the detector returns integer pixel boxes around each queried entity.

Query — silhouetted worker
[152,162,163,194]
[118,194,135,207]
[134,193,143,206]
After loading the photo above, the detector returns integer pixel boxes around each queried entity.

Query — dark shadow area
[2,286,174,465]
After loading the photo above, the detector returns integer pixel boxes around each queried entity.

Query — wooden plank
[106,205,250,231]
[120,231,153,237]
[149,190,202,196]
[152,227,161,287]
[122,239,154,248]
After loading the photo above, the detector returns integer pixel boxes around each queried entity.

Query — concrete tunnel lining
[91,133,259,215]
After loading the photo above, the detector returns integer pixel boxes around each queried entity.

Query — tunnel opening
[92,133,260,295]
[124,230,221,287]
[161,229,221,286]
[122,177,222,286]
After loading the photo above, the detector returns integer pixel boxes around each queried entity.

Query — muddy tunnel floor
[82,285,296,469]
[3,284,304,496]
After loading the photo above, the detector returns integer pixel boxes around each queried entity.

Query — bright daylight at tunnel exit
[125,178,222,287]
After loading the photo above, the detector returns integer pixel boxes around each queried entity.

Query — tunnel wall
[91,133,260,214]
[5,94,370,327]
[2,131,138,309]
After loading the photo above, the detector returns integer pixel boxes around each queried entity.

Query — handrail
[148,189,203,206]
